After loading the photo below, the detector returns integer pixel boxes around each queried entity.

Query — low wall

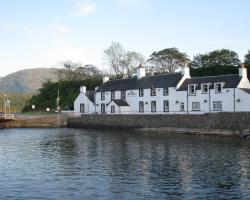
[0,115,67,129]
[67,112,250,131]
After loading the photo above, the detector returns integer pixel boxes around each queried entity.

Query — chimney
[137,63,146,79]
[103,76,109,83]
[239,63,247,78]
[182,62,190,78]
[80,86,86,93]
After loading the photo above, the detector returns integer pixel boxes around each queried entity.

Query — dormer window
[201,84,209,94]
[151,87,156,96]
[214,83,222,93]
[188,84,196,95]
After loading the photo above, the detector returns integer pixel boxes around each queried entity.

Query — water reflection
[0,128,250,199]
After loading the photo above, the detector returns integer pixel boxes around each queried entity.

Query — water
[0,128,250,200]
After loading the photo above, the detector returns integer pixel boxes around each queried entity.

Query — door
[101,103,106,114]
[80,103,85,113]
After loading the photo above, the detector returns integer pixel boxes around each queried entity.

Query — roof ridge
[192,74,239,79]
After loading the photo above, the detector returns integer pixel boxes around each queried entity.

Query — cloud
[0,24,16,31]
[54,26,71,34]
[74,3,96,17]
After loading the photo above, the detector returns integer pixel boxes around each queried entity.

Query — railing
[0,114,15,120]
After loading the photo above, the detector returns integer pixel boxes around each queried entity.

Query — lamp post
[56,90,60,126]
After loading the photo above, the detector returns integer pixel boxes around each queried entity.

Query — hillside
[0,68,58,93]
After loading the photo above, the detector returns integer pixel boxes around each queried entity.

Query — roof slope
[178,74,242,91]
[85,91,95,103]
[241,88,250,94]
[110,99,130,107]
[97,73,183,92]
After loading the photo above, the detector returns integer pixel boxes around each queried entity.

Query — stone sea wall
[67,112,250,132]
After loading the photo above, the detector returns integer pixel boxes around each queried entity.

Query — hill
[0,68,58,93]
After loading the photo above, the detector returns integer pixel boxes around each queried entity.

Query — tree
[58,61,102,81]
[191,49,241,68]
[104,42,126,77]
[147,47,189,74]
[121,51,145,77]
[245,50,250,67]
[104,42,145,78]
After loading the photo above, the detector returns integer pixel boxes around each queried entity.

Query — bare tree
[104,42,126,77]
[121,51,145,77]
[58,61,102,81]
[104,42,145,78]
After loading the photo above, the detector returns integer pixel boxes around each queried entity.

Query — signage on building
[127,91,137,97]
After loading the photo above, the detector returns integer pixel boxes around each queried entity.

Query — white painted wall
[74,93,95,114]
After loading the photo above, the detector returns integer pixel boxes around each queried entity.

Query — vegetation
[18,44,250,113]
[0,93,33,112]
[22,78,102,112]
[147,48,189,74]
[104,42,145,78]
[191,49,241,68]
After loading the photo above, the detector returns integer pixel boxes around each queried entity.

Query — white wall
[74,93,95,114]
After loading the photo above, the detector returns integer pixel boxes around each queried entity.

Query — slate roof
[110,99,130,107]
[85,91,95,103]
[241,88,250,94]
[178,74,242,91]
[96,73,183,92]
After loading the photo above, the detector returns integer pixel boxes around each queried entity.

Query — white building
[74,64,250,115]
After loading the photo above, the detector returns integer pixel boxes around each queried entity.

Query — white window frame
[111,91,115,100]
[121,90,126,100]
[180,102,185,112]
[151,88,156,96]
[163,100,169,112]
[214,83,223,93]
[213,101,222,111]
[163,87,169,96]
[101,92,105,101]
[139,89,144,97]
[188,84,196,95]
[192,102,200,111]
[201,83,209,94]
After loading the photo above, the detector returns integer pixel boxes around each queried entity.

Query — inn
[74,64,250,115]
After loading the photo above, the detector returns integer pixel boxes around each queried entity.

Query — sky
[0,0,250,76]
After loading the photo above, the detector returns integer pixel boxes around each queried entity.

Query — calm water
[0,129,250,200]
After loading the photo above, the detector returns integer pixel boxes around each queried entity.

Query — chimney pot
[103,76,109,83]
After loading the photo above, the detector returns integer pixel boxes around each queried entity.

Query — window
[180,102,185,111]
[151,101,156,112]
[101,92,105,101]
[163,87,169,96]
[188,84,196,95]
[201,84,209,93]
[111,91,115,100]
[139,101,144,113]
[139,89,144,97]
[215,83,222,93]
[213,101,222,111]
[151,88,156,96]
[101,103,105,113]
[163,100,169,112]
[192,102,200,111]
[121,90,126,100]
[111,105,115,113]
